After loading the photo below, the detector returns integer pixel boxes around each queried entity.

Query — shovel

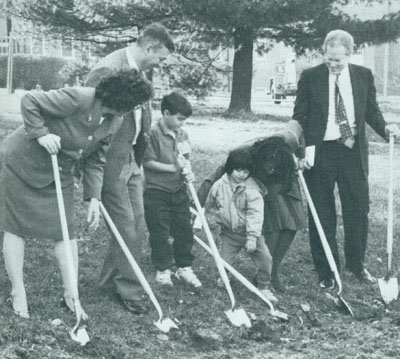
[99,203,178,333]
[191,227,288,320]
[378,133,399,304]
[294,156,354,317]
[51,155,90,346]
[187,182,251,327]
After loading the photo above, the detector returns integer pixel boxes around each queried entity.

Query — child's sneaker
[260,288,278,303]
[156,269,173,287]
[175,267,202,288]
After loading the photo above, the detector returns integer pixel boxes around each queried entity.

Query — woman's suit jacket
[2,87,123,200]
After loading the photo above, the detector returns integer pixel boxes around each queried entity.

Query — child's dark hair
[224,148,254,175]
[138,22,175,52]
[250,136,295,193]
[161,92,193,117]
[95,69,153,113]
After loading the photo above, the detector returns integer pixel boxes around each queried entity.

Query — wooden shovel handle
[51,155,79,301]
[387,134,394,271]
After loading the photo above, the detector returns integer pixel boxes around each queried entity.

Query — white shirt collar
[329,64,350,81]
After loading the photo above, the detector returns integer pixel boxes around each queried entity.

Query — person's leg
[219,231,243,268]
[127,173,146,253]
[337,144,370,276]
[250,235,278,302]
[265,230,296,291]
[101,176,145,301]
[304,141,340,283]
[250,235,272,287]
[3,231,29,317]
[54,239,84,313]
[170,189,194,269]
[144,189,173,272]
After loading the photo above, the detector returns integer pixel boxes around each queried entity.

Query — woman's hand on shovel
[37,134,61,154]
[87,198,100,232]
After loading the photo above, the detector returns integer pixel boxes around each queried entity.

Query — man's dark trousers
[304,137,369,281]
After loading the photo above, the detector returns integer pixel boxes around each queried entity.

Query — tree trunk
[227,29,254,114]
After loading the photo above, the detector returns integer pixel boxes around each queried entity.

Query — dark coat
[292,63,387,178]
[86,48,152,191]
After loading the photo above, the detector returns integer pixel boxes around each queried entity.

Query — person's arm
[134,102,152,167]
[292,70,310,131]
[364,69,387,139]
[197,164,225,207]
[142,129,180,174]
[245,187,265,253]
[143,160,177,173]
[21,89,80,140]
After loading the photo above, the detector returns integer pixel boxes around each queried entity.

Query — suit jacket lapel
[349,64,361,126]
[318,65,330,123]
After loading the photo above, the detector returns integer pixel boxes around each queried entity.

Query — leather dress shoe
[120,298,148,315]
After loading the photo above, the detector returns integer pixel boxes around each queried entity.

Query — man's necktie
[335,75,355,149]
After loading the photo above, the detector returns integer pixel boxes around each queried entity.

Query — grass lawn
[0,112,400,359]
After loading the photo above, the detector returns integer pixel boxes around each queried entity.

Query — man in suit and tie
[293,30,399,288]
[86,23,174,314]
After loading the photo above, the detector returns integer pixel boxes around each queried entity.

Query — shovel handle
[99,203,165,321]
[187,183,237,309]
[51,155,80,303]
[387,134,394,271]
[294,155,343,294]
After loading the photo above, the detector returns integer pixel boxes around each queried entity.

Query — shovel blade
[271,309,289,321]
[154,318,179,333]
[378,277,399,304]
[338,295,354,317]
[325,293,354,317]
[225,308,251,328]
[70,327,90,346]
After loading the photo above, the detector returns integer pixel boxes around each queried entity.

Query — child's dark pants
[144,187,194,271]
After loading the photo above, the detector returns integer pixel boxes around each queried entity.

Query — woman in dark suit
[1,69,152,318]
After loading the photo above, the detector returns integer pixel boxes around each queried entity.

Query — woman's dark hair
[224,148,254,175]
[250,136,295,193]
[95,69,153,113]
[161,92,192,117]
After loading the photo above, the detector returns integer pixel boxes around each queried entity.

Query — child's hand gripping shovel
[378,133,398,304]
[190,208,288,321]
[187,182,252,327]
[51,154,90,346]
[99,203,178,333]
[294,155,354,317]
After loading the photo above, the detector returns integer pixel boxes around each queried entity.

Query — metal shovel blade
[378,277,399,304]
[225,308,252,328]
[338,295,354,317]
[154,317,179,333]
[70,325,90,346]
[271,309,289,321]
[325,293,354,317]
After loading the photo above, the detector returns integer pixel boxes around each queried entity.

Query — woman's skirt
[0,165,75,241]
[263,192,307,233]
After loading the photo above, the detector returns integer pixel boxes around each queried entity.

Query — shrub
[0,55,69,91]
